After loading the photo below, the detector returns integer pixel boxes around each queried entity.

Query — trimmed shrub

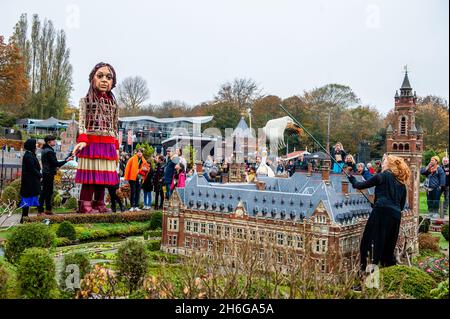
[441,224,449,242]
[380,265,436,299]
[56,221,76,241]
[150,211,162,230]
[0,261,9,299]
[418,216,430,233]
[24,211,153,224]
[75,222,150,243]
[60,252,91,291]
[65,197,78,210]
[418,233,440,252]
[17,248,57,299]
[1,185,20,205]
[52,192,62,208]
[116,239,149,293]
[146,239,161,251]
[5,223,56,264]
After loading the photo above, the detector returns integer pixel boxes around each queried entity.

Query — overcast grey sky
[2,0,448,114]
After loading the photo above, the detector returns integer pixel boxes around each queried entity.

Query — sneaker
[129,207,135,212]
[134,207,142,212]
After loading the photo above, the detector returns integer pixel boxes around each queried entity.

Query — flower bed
[416,256,449,283]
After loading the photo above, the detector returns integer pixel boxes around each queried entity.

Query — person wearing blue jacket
[356,163,373,181]
[163,148,178,199]
[421,156,446,215]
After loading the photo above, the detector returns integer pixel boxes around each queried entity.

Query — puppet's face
[93,66,113,92]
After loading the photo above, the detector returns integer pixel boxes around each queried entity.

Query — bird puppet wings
[263,116,303,154]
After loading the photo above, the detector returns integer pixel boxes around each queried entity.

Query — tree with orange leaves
[0,35,28,109]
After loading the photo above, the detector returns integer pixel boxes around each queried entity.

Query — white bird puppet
[256,148,275,177]
[263,116,303,154]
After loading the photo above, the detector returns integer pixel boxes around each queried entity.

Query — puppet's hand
[73,142,87,155]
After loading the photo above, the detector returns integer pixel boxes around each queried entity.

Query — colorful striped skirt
[75,141,119,185]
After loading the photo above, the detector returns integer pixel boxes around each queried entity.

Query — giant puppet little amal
[72,62,120,214]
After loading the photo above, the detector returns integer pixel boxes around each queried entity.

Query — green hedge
[150,211,162,230]
[17,248,57,299]
[380,265,436,299]
[60,252,91,291]
[56,221,76,241]
[5,223,56,264]
[116,240,149,293]
[0,261,9,299]
[441,224,449,242]
[24,211,156,224]
[75,222,151,243]
[146,239,161,251]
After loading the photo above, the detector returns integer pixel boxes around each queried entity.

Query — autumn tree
[0,36,28,112]
[117,76,150,115]
[415,102,449,152]
[10,14,73,119]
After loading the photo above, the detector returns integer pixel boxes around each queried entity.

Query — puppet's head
[86,62,117,101]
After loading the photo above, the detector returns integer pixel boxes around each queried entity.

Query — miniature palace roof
[176,172,376,224]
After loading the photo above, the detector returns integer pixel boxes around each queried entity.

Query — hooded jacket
[20,139,42,197]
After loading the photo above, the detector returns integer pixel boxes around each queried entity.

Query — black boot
[111,201,117,213]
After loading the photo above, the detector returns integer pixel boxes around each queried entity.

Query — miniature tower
[386,67,423,217]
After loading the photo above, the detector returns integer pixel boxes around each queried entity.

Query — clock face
[235,208,244,217]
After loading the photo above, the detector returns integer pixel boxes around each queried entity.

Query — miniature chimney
[341,179,349,195]
[196,161,203,174]
[321,159,331,182]
[256,180,266,191]
[307,162,313,176]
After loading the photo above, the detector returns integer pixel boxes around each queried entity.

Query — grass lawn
[430,231,449,250]
[419,190,446,215]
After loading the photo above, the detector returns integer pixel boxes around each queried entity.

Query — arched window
[393,143,398,150]
[400,116,407,135]
[404,143,409,150]
[399,143,404,151]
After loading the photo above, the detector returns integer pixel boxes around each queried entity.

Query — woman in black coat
[19,139,42,223]
[348,154,410,273]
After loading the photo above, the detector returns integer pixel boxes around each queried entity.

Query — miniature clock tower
[386,67,423,217]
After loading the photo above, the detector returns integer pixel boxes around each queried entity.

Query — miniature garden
[0,174,448,299]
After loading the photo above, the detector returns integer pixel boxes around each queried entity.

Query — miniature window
[168,218,178,231]
[185,220,191,232]
[185,237,190,248]
[277,251,284,263]
[207,240,213,251]
[277,233,284,245]
[208,223,215,235]
[400,116,408,135]
[216,224,222,237]
[200,223,206,234]
[287,235,293,247]
[296,235,304,249]
[193,222,199,233]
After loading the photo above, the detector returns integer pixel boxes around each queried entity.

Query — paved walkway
[0,213,39,228]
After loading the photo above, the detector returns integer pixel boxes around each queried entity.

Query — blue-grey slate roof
[176,172,374,224]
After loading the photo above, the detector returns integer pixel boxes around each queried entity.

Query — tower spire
[400,65,413,97]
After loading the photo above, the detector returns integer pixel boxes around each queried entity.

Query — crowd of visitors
[16,136,449,218]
